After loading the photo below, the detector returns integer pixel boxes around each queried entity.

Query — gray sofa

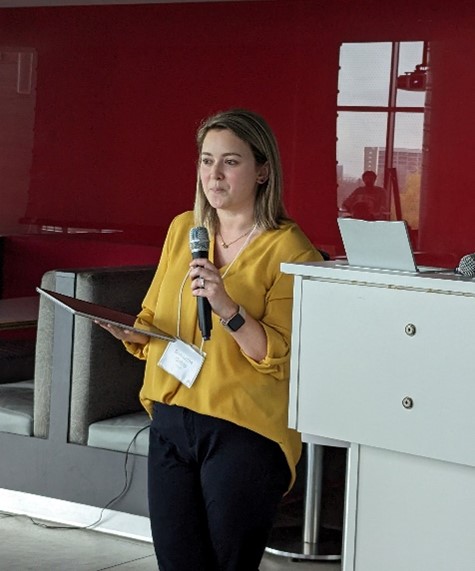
[0,265,156,514]
[41,266,155,451]
[1,265,154,450]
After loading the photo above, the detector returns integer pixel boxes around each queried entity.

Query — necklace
[221,224,257,279]
[218,227,254,249]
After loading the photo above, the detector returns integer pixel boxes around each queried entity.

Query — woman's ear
[257,162,269,184]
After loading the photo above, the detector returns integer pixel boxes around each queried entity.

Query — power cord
[0,424,151,531]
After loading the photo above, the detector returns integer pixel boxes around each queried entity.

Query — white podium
[282,261,475,571]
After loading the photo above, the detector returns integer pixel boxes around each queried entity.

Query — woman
[103,108,322,570]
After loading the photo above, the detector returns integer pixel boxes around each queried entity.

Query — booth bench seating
[0,265,155,454]
[0,335,36,436]
[0,379,35,436]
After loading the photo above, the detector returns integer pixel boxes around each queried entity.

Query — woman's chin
[207,197,228,210]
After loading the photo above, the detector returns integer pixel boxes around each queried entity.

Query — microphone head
[189,226,210,254]
[456,253,475,278]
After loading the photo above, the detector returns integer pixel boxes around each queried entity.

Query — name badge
[158,339,205,388]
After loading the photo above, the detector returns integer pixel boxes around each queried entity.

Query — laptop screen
[337,218,418,271]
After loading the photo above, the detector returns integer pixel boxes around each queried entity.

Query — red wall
[1,0,474,267]
[1,234,161,298]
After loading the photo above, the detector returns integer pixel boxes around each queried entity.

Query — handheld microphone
[189,226,212,340]
[455,253,475,278]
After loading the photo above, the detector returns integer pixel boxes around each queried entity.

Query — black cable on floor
[3,424,151,532]
[95,553,156,571]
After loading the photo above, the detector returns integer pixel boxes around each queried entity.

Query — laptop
[37,287,175,341]
[337,218,441,273]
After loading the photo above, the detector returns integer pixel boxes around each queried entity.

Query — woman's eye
[225,159,238,166]
[201,158,213,166]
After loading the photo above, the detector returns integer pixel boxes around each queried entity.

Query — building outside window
[336,41,429,232]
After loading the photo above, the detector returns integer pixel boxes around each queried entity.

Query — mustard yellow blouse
[125,211,322,488]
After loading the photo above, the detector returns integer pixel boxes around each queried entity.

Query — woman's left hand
[189,258,266,360]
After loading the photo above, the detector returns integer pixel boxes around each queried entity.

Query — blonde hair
[193,108,289,233]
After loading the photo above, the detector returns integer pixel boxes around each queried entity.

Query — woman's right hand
[95,321,149,345]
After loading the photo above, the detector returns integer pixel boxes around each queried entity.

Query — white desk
[282,261,475,571]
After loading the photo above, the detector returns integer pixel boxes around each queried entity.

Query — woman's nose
[210,162,223,179]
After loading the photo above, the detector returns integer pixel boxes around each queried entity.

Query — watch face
[227,312,245,332]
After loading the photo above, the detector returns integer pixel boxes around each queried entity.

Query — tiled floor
[0,511,342,571]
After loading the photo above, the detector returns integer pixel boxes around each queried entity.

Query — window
[337,41,428,232]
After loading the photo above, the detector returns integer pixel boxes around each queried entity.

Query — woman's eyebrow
[201,151,243,157]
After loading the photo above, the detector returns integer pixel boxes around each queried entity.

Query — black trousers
[148,402,290,571]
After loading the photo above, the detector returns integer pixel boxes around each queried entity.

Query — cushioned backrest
[33,271,56,438]
[69,266,156,444]
[33,266,156,441]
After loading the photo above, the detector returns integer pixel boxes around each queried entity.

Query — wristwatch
[220,305,246,332]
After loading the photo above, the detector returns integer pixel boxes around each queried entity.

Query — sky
[337,41,426,179]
